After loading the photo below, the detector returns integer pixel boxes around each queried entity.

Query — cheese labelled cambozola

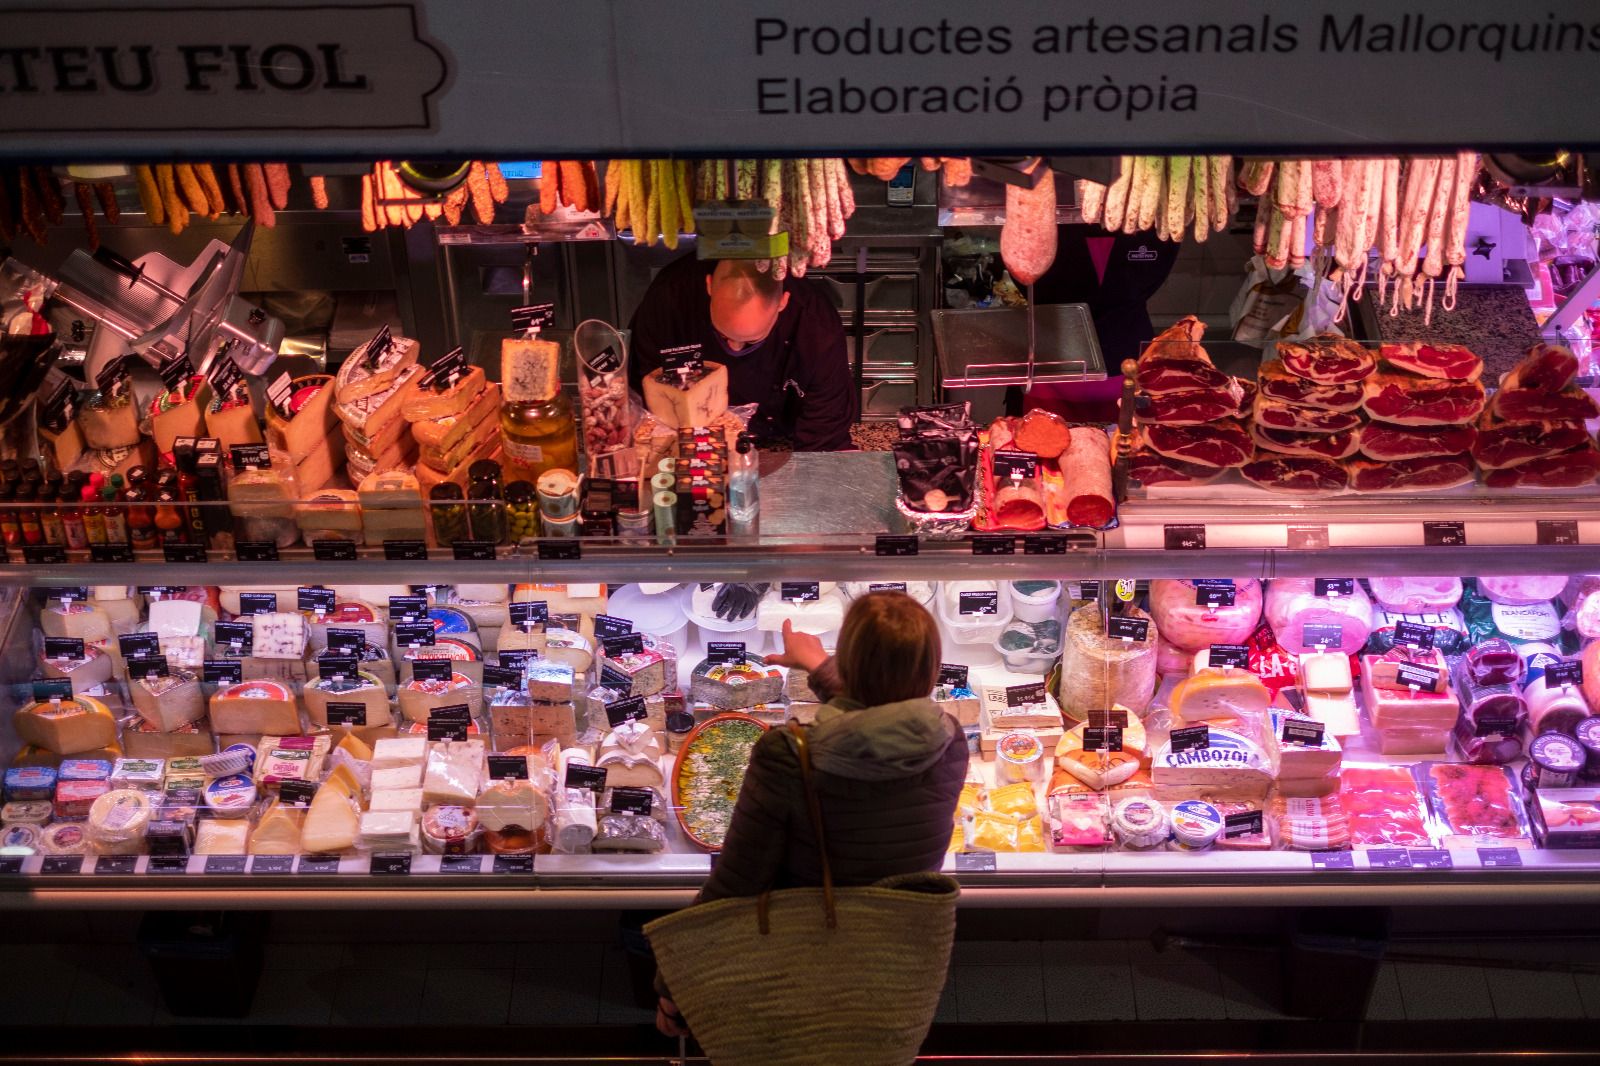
[1151,728,1273,799]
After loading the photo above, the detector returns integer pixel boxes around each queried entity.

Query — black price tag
[1394,621,1435,651]
[1193,579,1235,607]
[1087,708,1130,728]
[1303,622,1344,649]
[383,539,428,561]
[147,856,189,875]
[440,854,484,874]
[41,855,84,875]
[1478,847,1523,868]
[991,450,1038,480]
[410,658,453,682]
[279,780,318,807]
[1367,848,1412,869]
[1311,851,1354,870]
[119,632,162,658]
[1005,682,1046,707]
[1408,848,1453,870]
[954,852,997,872]
[1423,521,1466,547]
[594,614,634,640]
[361,324,395,368]
[658,342,704,373]
[1164,524,1206,551]
[498,650,537,672]
[958,590,999,616]
[488,755,530,781]
[298,587,336,615]
[537,539,581,560]
[1106,616,1149,643]
[611,786,655,815]
[874,534,918,557]
[1548,660,1584,688]
[389,595,427,622]
[492,854,534,875]
[370,853,412,876]
[215,621,253,654]
[1536,520,1580,546]
[324,702,367,726]
[204,855,248,875]
[564,764,608,793]
[127,655,169,681]
[1208,643,1250,669]
[418,346,470,391]
[1023,533,1067,555]
[452,539,495,561]
[395,622,436,648]
[318,655,359,682]
[251,855,295,875]
[937,664,969,688]
[24,545,66,564]
[1083,726,1122,752]
[94,854,138,875]
[1170,725,1210,753]
[1224,811,1264,839]
[427,706,472,741]
[509,601,548,631]
[89,544,133,563]
[157,351,196,391]
[482,664,522,689]
[1281,718,1326,746]
[325,628,364,655]
[1315,578,1356,598]
[1474,715,1519,738]
[95,354,130,394]
[0,856,21,876]
[31,678,74,702]
[235,541,279,562]
[781,581,820,603]
[602,633,646,657]
[707,641,746,665]
[44,637,85,661]
[1395,662,1441,692]
[297,854,342,875]
[970,534,1015,556]
[510,303,556,331]
[239,592,276,614]
[203,659,244,685]
[312,539,358,562]
[230,443,271,470]
[164,543,207,564]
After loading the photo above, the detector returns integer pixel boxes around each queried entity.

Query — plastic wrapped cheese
[1264,578,1373,654]
[423,740,485,805]
[1148,579,1263,652]
[1564,575,1600,639]
[1059,604,1156,719]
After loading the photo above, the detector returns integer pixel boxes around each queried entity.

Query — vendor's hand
[656,996,689,1038]
[764,619,828,673]
[712,582,767,621]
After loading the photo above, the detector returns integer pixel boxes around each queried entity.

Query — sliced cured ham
[1145,420,1252,468]
[1135,357,1228,394]
[1469,414,1588,470]
[1135,382,1245,425]
[1483,443,1600,488]
[1347,453,1475,493]
[1501,342,1579,393]
[1361,370,1486,426]
[1277,334,1376,384]
[1359,421,1477,461]
[1488,386,1599,423]
[1257,360,1364,412]
[1252,394,1363,434]
[1250,424,1359,460]
[1240,453,1349,494]
[1378,341,1483,382]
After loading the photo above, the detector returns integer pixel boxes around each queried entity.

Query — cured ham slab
[1257,359,1364,411]
[1145,420,1252,468]
[1359,421,1477,461]
[1378,341,1483,382]
[1253,394,1363,434]
[1348,453,1475,493]
[1277,334,1377,384]
[1361,371,1486,426]
[1240,453,1349,494]
[1483,444,1600,489]
[1250,424,1359,460]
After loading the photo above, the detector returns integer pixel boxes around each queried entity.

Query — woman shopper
[653,590,969,1061]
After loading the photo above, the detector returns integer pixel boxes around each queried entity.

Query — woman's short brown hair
[834,590,942,707]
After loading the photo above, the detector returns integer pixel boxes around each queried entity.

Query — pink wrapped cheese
[1148,579,1263,652]
[1265,578,1374,654]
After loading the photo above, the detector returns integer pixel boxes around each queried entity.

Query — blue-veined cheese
[1151,727,1272,798]
[251,612,308,659]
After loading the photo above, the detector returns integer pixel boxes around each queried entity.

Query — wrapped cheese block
[210,679,301,735]
[40,645,114,693]
[1151,727,1273,799]
[689,655,783,710]
[397,639,482,686]
[1264,578,1373,653]
[195,818,251,855]
[1297,651,1361,738]
[78,389,140,448]
[1052,715,1147,790]
[1266,710,1343,797]
[397,671,483,722]
[1059,604,1156,720]
[423,740,485,806]
[598,647,669,698]
[596,722,666,789]
[1168,667,1270,737]
[307,602,387,654]
[14,695,117,755]
[132,670,206,732]
[1148,579,1263,652]
[1360,649,1457,754]
[755,588,847,635]
[303,673,389,728]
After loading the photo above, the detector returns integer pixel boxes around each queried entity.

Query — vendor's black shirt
[1030,224,1181,367]
[628,254,857,451]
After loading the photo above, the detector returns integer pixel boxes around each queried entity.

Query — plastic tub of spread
[1009,580,1062,623]
[937,581,1014,645]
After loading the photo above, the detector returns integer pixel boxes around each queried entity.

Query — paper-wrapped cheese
[1058,604,1156,720]
[423,740,485,806]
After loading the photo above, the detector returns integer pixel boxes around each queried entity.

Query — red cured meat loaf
[1252,395,1363,434]
[1379,341,1483,381]
[1240,453,1349,494]
[1489,386,1599,423]
[1250,424,1359,459]
[1359,421,1477,461]
[1470,415,1588,470]
[1145,420,1252,468]
[1257,360,1364,411]
[1135,357,1229,394]
[1013,408,1072,459]
[1348,453,1475,493]
[1361,371,1486,426]
[1483,443,1600,489]
[1278,334,1377,384]
[1501,342,1578,393]
[1135,383,1245,425]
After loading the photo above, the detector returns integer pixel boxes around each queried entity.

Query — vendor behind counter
[628,255,857,451]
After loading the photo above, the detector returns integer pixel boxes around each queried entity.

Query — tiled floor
[5,934,1597,1027]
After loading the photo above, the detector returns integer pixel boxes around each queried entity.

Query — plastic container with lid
[995,731,1044,783]
[938,581,1014,645]
[1524,732,1585,790]
[1575,717,1600,779]
[0,822,42,854]
[203,774,258,818]
[1169,800,1224,850]
[421,805,482,855]
[1110,797,1170,850]
[38,821,91,855]
[1009,580,1062,623]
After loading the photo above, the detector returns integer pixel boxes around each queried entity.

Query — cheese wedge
[300,772,360,854]
[415,432,499,497]
[209,680,301,736]
[132,671,207,731]
[206,398,263,451]
[336,733,374,761]
[641,362,730,428]
[151,378,213,453]
[397,672,483,723]
[337,333,421,402]
[303,673,390,728]
[411,380,501,452]
[1169,668,1270,732]
[405,365,487,423]
[337,363,424,447]
[266,374,337,455]
[419,403,499,474]
[249,801,304,854]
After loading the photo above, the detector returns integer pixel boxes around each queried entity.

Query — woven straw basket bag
[646,722,960,1066]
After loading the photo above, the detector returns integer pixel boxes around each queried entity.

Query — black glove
[711,582,768,621]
